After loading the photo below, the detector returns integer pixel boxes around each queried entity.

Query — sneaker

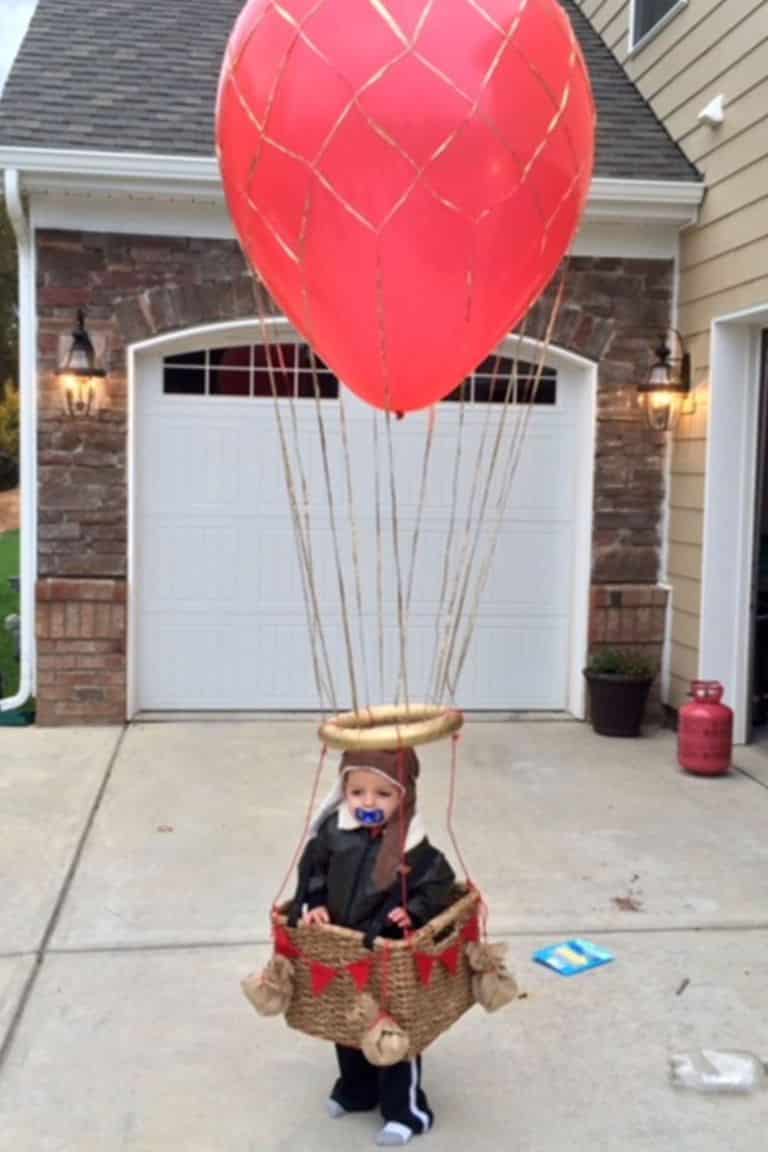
[327,1098,346,1119]
[375,1122,414,1146]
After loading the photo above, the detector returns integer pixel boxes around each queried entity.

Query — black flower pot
[583,670,654,737]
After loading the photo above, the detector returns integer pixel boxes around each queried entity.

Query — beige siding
[589,0,629,42]
[680,274,768,342]
[669,574,702,616]
[575,0,768,717]
[669,471,706,511]
[702,153,768,227]
[664,41,767,138]
[682,198,768,269]
[632,4,767,107]
[669,506,703,545]
[672,607,701,649]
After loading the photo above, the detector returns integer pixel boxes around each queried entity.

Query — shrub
[587,648,655,679]
[0,379,19,461]
[0,381,18,491]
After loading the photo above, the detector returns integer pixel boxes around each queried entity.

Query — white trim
[0,148,220,199]
[29,196,234,241]
[27,192,687,257]
[628,0,688,56]
[1,171,36,712]
[569,357,597,719]
[126,326,138,721]
[572,219,681,260]
[126,320,596,720]
[702,304,768,744]
[0,145,703,231]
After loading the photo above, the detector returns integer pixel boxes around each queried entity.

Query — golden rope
[256,304,338,710]
[447,270,568,699]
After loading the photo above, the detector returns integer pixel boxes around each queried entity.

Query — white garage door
[133,331,589,712]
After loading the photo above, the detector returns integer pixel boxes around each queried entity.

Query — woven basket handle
[415,917,463,952]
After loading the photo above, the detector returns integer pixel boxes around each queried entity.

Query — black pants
[331,1045,434,1134]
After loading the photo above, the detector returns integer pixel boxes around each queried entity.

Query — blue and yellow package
[533,938,615,976]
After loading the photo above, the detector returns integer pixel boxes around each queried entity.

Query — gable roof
[0,0,699,183]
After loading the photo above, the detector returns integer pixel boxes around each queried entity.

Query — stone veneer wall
[35,231,673,723]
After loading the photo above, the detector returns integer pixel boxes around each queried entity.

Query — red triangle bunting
[440,942,461,975]
[347,959,373,992]
[273,925,300,960]
[311,961,339,997]
[415,952,438,986]
[462,918,480,944]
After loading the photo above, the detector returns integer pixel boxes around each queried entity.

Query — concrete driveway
[1,720,767,1150]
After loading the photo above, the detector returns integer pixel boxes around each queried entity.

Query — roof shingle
[0,0,700,183]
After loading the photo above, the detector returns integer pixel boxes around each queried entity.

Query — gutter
[0,146,706,225]
[1,170,35,712]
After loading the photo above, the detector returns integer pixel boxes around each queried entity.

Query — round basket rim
[275,886,479,952]
[319,703,464,751]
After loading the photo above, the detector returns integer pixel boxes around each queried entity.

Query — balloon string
[272,334,332,708]
[431,345,509,701]
[373,411,386,699]
[449,268,568,696]
[255,298,337,711]
[428,378,466,704]
[436,322,530,702]
[338,385,371,707]
[385,406,410,707]
[307,347,361,714]
[404,405,437,622]
[446,731,473,885]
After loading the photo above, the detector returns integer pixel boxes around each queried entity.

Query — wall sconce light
[637,330,693,432]
[56,310,106,418]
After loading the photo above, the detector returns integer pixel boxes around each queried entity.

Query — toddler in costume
[289,748,456,1147]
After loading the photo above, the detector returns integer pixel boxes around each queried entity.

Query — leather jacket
[289,813,456,948]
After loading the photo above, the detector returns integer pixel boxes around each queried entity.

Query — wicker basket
[277,887,481,1058]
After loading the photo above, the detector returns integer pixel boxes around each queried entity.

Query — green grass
[0,530,20,697]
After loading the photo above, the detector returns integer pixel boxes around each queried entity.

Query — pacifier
[355,808,385,826]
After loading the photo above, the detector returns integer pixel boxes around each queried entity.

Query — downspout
[2,170,35,711]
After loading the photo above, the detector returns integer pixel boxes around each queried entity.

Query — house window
[443,358,557,405]
[162,343,339,400]
[632,0,684,47]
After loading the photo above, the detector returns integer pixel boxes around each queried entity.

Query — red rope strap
[271,744,328,918]
[397,747,411,936]
[446,732,473,882]
[378,942,392,1012]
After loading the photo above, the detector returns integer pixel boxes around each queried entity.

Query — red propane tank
[678,680,733,776]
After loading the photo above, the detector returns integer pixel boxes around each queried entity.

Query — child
[289,748,456,1147]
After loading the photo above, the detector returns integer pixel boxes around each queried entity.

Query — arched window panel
[163,347,556,405]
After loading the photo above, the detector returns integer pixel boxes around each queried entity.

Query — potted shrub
[583,649,656,737]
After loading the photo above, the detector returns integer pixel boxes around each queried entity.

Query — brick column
[36,579,126,725]
[589,584,668,718]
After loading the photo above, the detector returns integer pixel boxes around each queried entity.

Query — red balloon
[217,0,595,412]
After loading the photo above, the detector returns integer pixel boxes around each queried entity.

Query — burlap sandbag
[466,941,519,1013]
[347,993,411,1067]
[241,954,295,1017]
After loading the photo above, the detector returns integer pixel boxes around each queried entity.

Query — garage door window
[163,346,556,405]
[163,344,339,399]
[444,358,557,404]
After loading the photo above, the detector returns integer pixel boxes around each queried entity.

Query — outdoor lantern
[637,330,692,432]
[56,310,106,418]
